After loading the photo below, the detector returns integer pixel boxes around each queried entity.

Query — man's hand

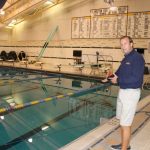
[110,74,118,84]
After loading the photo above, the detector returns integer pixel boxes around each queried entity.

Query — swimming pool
[0,67,149,150]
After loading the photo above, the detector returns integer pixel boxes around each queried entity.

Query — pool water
[0,67,149,150]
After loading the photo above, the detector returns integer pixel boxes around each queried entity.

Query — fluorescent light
[12,19,17,24]
[8,23,15,27]
[45,0,54,5]
[0,9,5,15]
[7,19,17,28]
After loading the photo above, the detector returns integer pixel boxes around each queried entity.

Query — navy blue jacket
[115,50,145,89]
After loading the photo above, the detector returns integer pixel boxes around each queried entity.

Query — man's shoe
[110,144,131,150]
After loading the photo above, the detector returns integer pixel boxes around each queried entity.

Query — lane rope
[0,83,110,114]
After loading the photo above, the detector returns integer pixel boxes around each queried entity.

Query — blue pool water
[0,67,149,150]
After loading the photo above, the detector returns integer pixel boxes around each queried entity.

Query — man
[110,36,145,150]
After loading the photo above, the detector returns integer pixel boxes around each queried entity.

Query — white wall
[0,28,11,41]
[1,0,150,40]
[0,0,150,73]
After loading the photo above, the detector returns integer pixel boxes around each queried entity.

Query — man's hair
[120,36,133,44]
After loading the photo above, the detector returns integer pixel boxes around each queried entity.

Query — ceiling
[3,0,19,10]
[0,0,63,28]
[0,0,124,28]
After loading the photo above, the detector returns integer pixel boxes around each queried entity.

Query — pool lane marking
[0,76,59,84]
[0,93,74,114]
[0,83,110,114]
[0,96,91,149]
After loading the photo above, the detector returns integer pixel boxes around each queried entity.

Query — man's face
[120,37,133,54]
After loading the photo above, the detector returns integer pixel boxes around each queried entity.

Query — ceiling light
[8,23,15,27]
[12,19,17,24]
[0,9,5,15]
[45,0,54,5]
[7,19,17,28]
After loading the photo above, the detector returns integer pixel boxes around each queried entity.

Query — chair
[73,57,84,73]
[1,51,8,61]
[18,51,28,67]
[0,52,4,64]
[7,51,18,66]
[18,51,27,61]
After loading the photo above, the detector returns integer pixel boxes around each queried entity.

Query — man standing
[110,36,145,150]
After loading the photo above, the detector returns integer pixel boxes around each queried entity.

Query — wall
[11,0,150,40]
[0,28,11,40]
[0,0,150,74]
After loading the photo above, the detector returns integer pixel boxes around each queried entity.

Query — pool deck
[0,62,106,79]
[59,95,150,150]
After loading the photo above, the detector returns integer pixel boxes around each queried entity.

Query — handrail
[36,26,59,61]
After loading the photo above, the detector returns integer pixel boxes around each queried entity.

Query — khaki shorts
[116,88,141,126]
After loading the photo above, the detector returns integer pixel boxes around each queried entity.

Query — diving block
[35,61,44,69]
[7,59,15,66]
[0,58,3,64]
[73,64,84,73]
[20,60,28,68]
[56,64,62,72]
